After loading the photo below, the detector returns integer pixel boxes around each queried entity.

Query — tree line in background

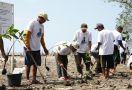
[106,0,132,44]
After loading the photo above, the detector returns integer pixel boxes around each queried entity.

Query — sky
[0,0,121,53]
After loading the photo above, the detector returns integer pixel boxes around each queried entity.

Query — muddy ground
[0,55,132,90]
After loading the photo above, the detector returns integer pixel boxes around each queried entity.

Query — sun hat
[38,12,49,21]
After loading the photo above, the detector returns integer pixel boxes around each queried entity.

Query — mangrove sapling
[2,40,17,75]
[0,25,20,75]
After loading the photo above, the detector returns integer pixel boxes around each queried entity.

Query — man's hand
[44,48,49,55]
[24,47,31,52]
[60,63,64,67]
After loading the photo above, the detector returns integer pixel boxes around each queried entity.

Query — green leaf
[6,25,19,36]
[1,34,12,40]
[19,31,24,37]
[11,34,19,39]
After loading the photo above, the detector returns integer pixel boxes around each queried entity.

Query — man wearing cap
[112,26,125,73]
[73,23,92,77]
[95,23,114,79]
[52,41,79,80]
[23,12,49,84]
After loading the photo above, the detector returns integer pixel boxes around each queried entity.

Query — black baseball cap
[94,23,104,29]
[81,23,88,29]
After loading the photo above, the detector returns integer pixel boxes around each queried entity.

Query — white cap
[38,12,49,21]
[71,41,79,49]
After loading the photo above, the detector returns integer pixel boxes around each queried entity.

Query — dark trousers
[55,55,68,78]
[95,58,102,73]
[113,45,120,66]
[74,53,91,74]
[121,52,127,64]
[91,52,102,73]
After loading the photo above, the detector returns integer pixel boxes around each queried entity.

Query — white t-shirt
[120,40,128,53]
[26,19,44,51]
[91,44,98,53]
[73,30,92,53]
[98,29,114,55]
[112,30,122,46]
[52,41,71,55]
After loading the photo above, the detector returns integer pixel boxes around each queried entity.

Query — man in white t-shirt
[91,44,102,74]
[0,26,8,62]
[95,23,114,79]
[23,12,49,84]
[120,37,128,64]
[73,23,92,76]
[112,26,125,73]
[53,41,79,80]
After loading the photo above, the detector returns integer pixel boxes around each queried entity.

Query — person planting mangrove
[52,41,79,81]
[73,23,93,78]
[91,44,102,74]
[23,12,49,84]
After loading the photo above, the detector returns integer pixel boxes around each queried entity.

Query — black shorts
[25,50,41,66]
[100,54,114,69]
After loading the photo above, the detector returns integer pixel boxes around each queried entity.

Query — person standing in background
[112,26,125,73]
[95,23,114,79]
[23,12,49,84]
[120,37,128,64]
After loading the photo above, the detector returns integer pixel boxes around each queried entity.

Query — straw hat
[38,12,49,21]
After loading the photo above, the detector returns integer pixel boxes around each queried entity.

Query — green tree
[106,0,132,43]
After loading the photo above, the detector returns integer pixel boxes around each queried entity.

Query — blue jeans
[55,55,68,78]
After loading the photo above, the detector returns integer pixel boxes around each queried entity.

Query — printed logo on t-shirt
[37,28,42,38]
[81,37,86,44]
